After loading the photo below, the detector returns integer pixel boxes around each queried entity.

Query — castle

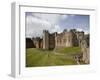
[26,29,90,64]
[26,29,89,50]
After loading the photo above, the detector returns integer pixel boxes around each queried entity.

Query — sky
[25,12,89,38]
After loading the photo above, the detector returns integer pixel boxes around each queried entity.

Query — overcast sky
[25,12,89,38]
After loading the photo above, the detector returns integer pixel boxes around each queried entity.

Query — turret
[43,30,49,49]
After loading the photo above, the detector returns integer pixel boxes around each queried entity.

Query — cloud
[76,28,89,34]
[76,28,83,32]
[25,13,89,38]
[32,13,61,25]
[26,13,62,38]
[61,15,69,20]
[51,25,62,33]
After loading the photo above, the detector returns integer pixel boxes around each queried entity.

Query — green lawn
[26,47,82,67]
[55,47,81,54]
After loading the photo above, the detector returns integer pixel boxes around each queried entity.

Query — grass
[55,47,81,54]
[26,47,82,67]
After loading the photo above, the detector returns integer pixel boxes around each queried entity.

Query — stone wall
[42,29,86,49]
[26,38,35,48]
[32,37,43,48]
[43,30,56,50]
[55,32,73,47]
[55,29,79,48]
[49,33,55,50]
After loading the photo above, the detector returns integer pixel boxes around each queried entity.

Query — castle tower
[70,29,79,46]
[54,32,57,48]
[43,30,49,49]
[65,32,73,47]
[76,31,84,47]
[35,37,41,48]
[49,33,55,50]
